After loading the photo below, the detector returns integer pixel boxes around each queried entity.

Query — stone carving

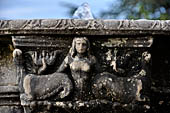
[73,3,94,19]
[30,50,57,74]
[0,5,168,112]
[1,20,170,36]
[91,50,151,111]
[12,36,72,49]
[12,36,151,113]
[57,37,98,101]
[13,49,73,113]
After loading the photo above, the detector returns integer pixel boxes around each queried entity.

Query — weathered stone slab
[0,19,170,35]
[0,37,17,86]
[0,19,170,113]
[0,86,18,93]
[0,37,21,112]
[0,106,22,113]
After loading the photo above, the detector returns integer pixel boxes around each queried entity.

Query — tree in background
[100,0,170,19]
[61,0,170,20]
[60,2,78,18]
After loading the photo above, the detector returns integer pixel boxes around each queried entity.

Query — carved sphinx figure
[13,49,73,101]
[92,51,151,104]
[13,37,98,102]
[57,37,97,100]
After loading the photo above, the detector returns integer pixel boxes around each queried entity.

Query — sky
[0,0,114,20]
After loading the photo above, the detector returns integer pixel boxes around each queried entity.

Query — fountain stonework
[0,19,170,113]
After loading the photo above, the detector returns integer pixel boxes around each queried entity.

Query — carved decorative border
[0,19,170,35]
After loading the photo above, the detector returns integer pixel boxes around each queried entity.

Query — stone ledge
[0,19,170,35]
[20,99,150,112]
[0,86,19,93]
[0,86,20,106]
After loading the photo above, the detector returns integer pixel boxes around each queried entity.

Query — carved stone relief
[1,17,170,113]
[12,36,151,113]
[1,20,170,36]
[0,19,170,30]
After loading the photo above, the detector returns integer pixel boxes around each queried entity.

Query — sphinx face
[75,38,87,54]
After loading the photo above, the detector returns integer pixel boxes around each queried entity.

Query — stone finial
[73,2,94,19]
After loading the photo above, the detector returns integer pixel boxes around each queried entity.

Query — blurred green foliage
[62,0,170,19]
[100,0,170,19]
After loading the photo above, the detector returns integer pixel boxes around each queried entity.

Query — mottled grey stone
[0,38,17,86]
[0,86,18,93]
[0,19,170,113]
[0,106,22,113]
[0,20,170,35]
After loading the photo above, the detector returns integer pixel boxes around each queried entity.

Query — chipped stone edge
[0,86,19,93]
[0,19,170,35]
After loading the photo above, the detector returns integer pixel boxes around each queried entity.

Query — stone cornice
[0,19,170,35]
